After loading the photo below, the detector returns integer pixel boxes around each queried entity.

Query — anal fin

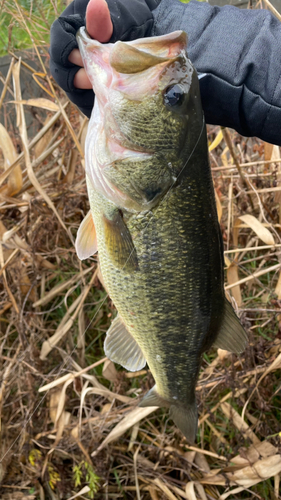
[104,315,146,372]
[213,297,247,354]
[75,211,97,260]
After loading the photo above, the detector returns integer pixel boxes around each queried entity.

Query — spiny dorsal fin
[75,211,97,260]
[103,210,138,272]
[104,315,146,371]
[213,298,247,353]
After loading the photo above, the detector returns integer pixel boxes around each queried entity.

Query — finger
[86,0,113,42]
[68,0,113,89]
[68,48,83,67]
[73,68,92,89]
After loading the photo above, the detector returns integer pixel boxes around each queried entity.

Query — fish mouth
[76,27,187,65]
[76,27,188,104]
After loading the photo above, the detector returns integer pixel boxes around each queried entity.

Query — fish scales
[76,28,247,442]
[89,133,221,400]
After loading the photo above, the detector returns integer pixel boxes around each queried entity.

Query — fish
[75,27,247,443]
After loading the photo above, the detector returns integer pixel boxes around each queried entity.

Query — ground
[0,1,281,499]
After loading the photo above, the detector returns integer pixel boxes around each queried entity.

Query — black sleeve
[152,0,281,145]
[49,0,161,117]
[49,0,94,117]
[50,0,281,145]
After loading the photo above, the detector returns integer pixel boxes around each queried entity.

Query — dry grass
[0,1,281,499]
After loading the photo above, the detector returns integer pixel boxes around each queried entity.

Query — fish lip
[76,26,102,47]
[77,26,187,51]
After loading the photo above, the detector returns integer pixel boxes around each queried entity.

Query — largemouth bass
[75,28,247,443]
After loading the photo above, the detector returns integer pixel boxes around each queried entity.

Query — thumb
[86,0,113,42]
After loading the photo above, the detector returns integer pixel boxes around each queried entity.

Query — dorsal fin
[213,298,247,353]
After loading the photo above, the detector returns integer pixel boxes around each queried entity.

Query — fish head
[77,28,204,212]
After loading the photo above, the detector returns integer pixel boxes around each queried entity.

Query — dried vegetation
[0,1,281,499]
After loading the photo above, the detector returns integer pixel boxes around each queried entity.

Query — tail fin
[169,402,198,443]
[139,385,198,443]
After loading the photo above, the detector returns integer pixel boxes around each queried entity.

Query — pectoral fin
[104,315,146,372]
[213,298,247,353]
[103,210,138,272]
[75,211,97,260]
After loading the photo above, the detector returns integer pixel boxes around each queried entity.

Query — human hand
[68,0,113,90]
[49,0,161,117]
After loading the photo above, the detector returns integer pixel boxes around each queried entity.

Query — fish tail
[169,402,198,443]
[139,385,198,442]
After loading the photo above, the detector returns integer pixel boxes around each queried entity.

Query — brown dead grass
[0,1,281,499]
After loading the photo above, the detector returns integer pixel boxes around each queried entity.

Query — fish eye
[163,84,185,108]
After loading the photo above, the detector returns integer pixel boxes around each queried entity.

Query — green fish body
[76,29,247,442]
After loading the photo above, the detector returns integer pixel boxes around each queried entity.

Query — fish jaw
[77,28,200,212]
[76,28,188,95]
